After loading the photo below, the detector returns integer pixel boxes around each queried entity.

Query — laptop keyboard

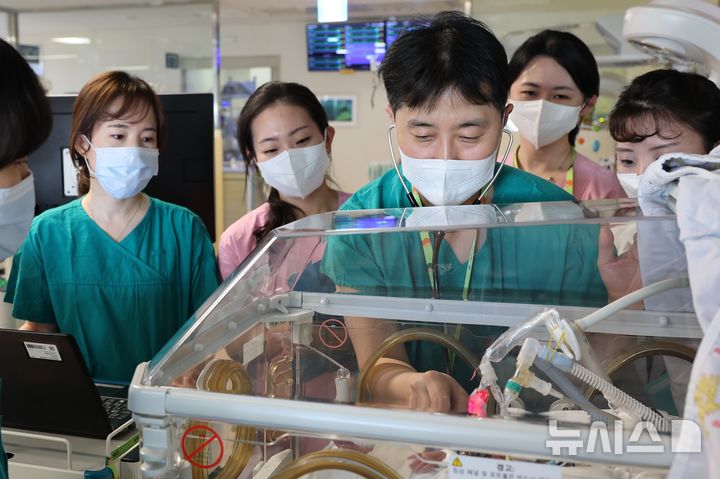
[102,397,133,426]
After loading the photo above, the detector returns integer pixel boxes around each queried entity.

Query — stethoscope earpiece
[387,124,420,207]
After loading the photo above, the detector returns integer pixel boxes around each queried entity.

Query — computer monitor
[27,93,216,241]
[307,21,386,71]
[306,19,421,71]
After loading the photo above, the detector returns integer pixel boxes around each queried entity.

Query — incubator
[129,198,701,479]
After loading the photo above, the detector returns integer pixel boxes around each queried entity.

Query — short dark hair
[236,81,330,243]
[0,39,52,169]
[509,29,599,144]
[609,69,720,152]
[379,11,509,114]
[70,71,165,195]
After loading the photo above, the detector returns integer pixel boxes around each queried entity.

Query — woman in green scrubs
[0,37,53,479]
[4,71,219,383]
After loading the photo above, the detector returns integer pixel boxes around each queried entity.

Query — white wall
[220,21,391,193]
[17,5,214,95]
[220,5,641,193]
[15,3,642,195]
[0,12,8,40]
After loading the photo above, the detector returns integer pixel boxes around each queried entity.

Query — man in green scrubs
[321,12,606,411]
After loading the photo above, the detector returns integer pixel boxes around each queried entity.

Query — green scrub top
[4,197,220,382]
[0,420,6,479]
[321,164,607,392]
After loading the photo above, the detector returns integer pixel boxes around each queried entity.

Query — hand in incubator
[369,358,468,413]
[597,224,643,308]
[409,370,469,412]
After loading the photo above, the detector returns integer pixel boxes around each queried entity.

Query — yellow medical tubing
[273,449,403,479]
[356,328,483,405]
[188,359,256,479]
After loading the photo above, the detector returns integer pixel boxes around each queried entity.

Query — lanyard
[411,191,477,301]
[515,147,576,195]
[412,190,478,374]
[563,160,574,195]
[419,230,477,301]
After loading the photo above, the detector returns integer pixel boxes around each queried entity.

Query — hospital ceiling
[1,0,651,18]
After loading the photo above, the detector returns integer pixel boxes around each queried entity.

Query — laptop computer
[0,329,133,439]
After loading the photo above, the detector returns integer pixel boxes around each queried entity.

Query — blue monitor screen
[306,23,346,71]
[385,19,418,46]
[307,19,419,71]
[343,21,386,69]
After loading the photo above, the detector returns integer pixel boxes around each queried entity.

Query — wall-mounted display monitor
[306,18,420,71]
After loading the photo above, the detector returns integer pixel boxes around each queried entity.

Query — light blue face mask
[82,135,159,199]
[0,174,35,259]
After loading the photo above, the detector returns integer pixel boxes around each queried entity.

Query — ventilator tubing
[533,357,610,425]
[540,348,671,432]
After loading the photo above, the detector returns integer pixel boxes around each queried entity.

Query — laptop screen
[0,329,123,438]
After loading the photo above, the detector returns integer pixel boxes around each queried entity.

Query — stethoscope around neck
[386,124,514,208]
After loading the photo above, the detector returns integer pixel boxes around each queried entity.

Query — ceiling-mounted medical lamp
[317,0,348,23]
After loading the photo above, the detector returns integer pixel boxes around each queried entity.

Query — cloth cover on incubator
[0,174,35,260]
[403,205,498,229]
[668,170,720,479]
[636,219,693,312]
[632,146,720,312]
[637,145,720,198]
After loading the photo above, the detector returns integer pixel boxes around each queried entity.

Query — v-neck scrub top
[4,197,220,382]
[321,165,607,392]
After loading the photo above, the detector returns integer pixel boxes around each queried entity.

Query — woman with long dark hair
[218,81,349,280]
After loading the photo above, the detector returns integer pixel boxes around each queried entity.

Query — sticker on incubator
[243,333,264,365]
[24,341,62,361]
[448,454,561,479]
[319,318,348,349]
[181,425,223,469]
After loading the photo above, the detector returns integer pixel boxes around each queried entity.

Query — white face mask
[509,99,582,149]
[513,201,584,222]
[399,148,498,206]
[617,173,641,198]
[0,174,35,259]
[404,204,499,229]
[83,135,159,200]
[257,140,330,199]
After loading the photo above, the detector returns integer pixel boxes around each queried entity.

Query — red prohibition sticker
[319,319,348,349]
[181,425,224,469]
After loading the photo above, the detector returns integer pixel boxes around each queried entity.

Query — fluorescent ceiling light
[317,0,348,23]
[52,37,91,45]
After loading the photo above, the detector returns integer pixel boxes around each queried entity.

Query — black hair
[0,39,52,169]
[379,11,509,114]
[509,29,599,145]
[236,81,330,243]
[609,69,720,152]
